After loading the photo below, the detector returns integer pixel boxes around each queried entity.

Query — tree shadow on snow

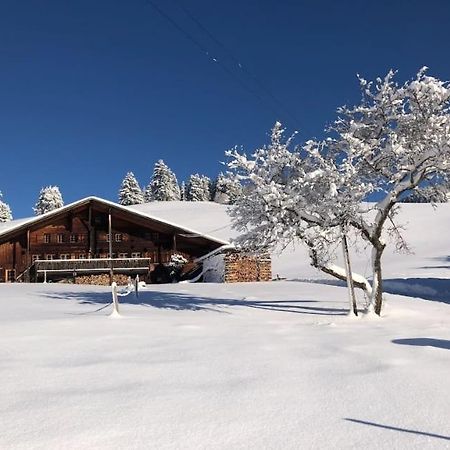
[418,255,450,270]
[40,289,348,316]
[383,278,450,304]
[344,418,450,441]
[294,277,450,304]
[392,338,450,350]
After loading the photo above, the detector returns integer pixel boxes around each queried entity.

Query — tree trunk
[370,244,385,315]
[306,239,372,295]
[341,229,358,316]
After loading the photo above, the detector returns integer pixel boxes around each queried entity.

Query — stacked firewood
[223,253,271,283]
[74,274,129,286]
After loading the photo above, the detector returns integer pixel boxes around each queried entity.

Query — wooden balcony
[33,258,152,275]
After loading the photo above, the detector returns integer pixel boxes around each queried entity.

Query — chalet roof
[127,201,237,243]
[0,197,231,247]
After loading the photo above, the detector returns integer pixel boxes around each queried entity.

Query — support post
[341,225,358,316]
[111,282,120,316]
[25,229,31,282]
[108,209,113,285]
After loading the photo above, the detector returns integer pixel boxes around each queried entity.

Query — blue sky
[1,0,450,217]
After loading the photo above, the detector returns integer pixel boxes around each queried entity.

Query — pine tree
[118,172,144,205]
[144,160,181,201]
[0,192,12,222]
[186,174,211,201]
[33,186,64,215]
[180,181,186,201]
[213,173,243,204]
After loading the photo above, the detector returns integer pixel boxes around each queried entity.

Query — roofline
[0,196,230,246]
[194,244,235,263]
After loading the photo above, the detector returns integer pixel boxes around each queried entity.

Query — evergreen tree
[180,181,186,201]
[0,192,12,222]
[213,173,243,204]
[118,172,144,205]
[145,160,181,201]
[33,186,64,215]
[186,174,211,201]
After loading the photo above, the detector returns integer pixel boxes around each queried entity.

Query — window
[69,234,78,243]
[115,233,123,242]
[57,234,64,243]
[106,253,116,259]
[6,270,16,282]
[31,254,40,262]
[45,254,55,260]
[105,234,110,242]
[131,252,141,259]
[78,254,86,259]
[44,234,51,244]
[118,253,128,259]
[59,254,70,260]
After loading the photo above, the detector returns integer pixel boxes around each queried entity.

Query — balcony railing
[33,258,152,274]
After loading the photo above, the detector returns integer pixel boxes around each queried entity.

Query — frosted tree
[0,192,12,222]
[400,185,448,203]
[180,181,186,201]
[332,67,450,314]
[229,69,450,316]
[227,122,372,316]
[118,172,144,205]
[33,186,64,215]
[186,174,212,201]
[213,172,243,204]
[144,160,181,201]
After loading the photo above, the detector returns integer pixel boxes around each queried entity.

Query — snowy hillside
[1,201,449,449]
[130,201,450,282]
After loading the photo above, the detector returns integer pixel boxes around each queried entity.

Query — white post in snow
[111,282,120,317]
[135,274,139,299]
[43,270,47,284]
[341,226,358,316]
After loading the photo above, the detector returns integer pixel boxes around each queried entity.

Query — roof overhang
[0,196,230,248]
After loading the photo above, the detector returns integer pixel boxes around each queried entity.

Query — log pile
[223,252,271,283]
[75,274,129,286]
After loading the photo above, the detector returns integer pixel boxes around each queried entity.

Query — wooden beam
[25,229,30,282]
[88,203,96,258]
[108,209,113,284]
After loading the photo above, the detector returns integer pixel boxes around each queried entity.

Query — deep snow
[1,202,449,449]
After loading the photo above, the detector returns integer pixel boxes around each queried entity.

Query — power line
[143,0,264,101]
[172,0,302,128]
[142,0,300,129]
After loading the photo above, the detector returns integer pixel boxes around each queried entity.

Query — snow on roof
[127,201,238,243]
[0,217,32,234]
[0,197,232,246]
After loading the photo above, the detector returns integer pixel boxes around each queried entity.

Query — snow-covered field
[1,203,449,449]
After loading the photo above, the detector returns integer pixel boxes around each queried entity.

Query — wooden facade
[0,198,225,283]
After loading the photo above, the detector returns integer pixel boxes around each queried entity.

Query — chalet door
[6,269,16,283]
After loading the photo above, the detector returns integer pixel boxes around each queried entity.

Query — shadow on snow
[344,418,450,441]
[392,338,450,350]
[383,278,450,304]
[294,277,450,304]
[41,289,348,316]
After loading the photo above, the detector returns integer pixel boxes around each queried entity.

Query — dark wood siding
[0,199,222,282]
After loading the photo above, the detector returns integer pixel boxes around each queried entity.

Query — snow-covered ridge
[129,201,450,282]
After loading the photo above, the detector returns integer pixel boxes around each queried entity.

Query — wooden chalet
[0,197,229,284]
